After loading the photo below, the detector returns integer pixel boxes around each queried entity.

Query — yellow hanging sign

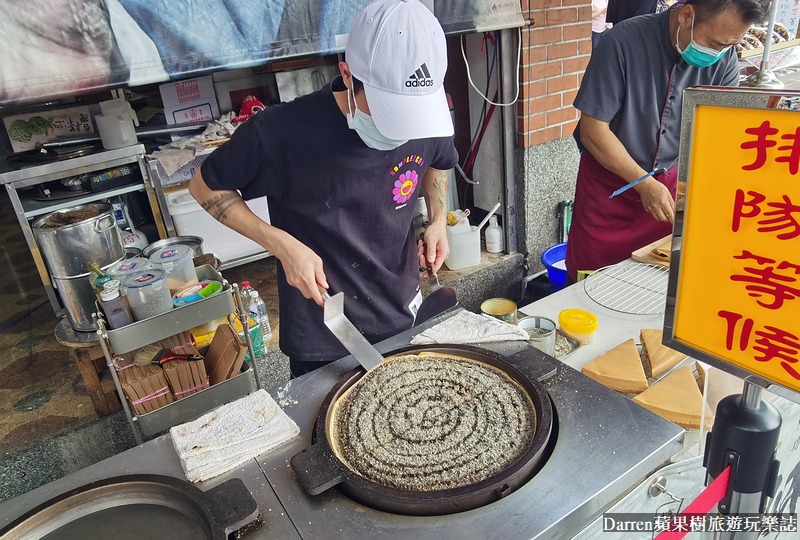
[675,104,800,392]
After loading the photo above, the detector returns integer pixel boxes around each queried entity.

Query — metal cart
[95,266,262,444]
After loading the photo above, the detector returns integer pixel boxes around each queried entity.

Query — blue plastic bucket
[541,243,568,293]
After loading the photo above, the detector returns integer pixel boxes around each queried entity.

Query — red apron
[565,152,677,282]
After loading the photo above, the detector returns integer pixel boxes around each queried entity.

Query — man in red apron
[567,0,768,282]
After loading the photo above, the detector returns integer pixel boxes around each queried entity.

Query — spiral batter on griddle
[332,354,536,491]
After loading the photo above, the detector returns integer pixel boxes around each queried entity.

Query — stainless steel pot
[52,275,103,332]
[32,203,124,278]
[33,203,124,331]
[143,236,203,259]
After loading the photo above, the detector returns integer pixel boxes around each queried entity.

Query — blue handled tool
[609,171,656,199]
[608,157,679,199]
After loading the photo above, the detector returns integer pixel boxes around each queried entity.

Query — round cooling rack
[583,260,670,316]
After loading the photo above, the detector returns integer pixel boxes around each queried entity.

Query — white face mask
[346,85,408,151]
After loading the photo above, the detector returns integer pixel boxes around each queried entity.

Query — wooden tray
[739,38,800,59]
[631,235,672,268]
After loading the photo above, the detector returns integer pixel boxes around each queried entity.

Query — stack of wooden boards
[581,329,713,430]
[118,323,247,415]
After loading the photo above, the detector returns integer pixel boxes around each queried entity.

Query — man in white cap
[189,0,457,376]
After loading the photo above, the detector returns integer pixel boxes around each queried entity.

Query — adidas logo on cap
[405,63,434,88]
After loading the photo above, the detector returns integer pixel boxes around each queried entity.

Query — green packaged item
[234,316,265,361]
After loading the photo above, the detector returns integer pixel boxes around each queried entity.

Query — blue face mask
[675,15,730,68]
[347,87,408,151]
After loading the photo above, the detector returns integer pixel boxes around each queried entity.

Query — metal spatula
[415,236,458,326]
[320,286,383,371]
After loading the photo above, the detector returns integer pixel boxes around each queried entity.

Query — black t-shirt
[606,0,657,25]
[201,78,458,362]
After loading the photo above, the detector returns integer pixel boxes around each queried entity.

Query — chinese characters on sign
[674,106,800,392]
[170,104,214,124]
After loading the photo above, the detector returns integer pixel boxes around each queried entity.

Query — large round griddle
[290,345,555,516]
[0,475,259,540]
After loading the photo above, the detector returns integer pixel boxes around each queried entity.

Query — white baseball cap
[345,0,454,140]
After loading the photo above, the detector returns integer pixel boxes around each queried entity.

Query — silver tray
[555,329,581,361]
[105,265,234,354]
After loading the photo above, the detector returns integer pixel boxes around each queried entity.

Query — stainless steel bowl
[143,236,203,259]
[124,246,142,259]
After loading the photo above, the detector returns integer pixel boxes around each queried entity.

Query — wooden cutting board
[632,235,672,268]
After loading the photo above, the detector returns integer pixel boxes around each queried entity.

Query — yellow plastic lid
[559,309,598,334]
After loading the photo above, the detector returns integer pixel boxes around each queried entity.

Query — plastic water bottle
[249,291,272,343]
[241,280,254,299]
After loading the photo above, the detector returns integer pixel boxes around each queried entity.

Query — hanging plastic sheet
[0,0,524,107]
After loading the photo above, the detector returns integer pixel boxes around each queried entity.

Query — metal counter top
[520,265,667,371]
[253,309,684,540]
[0,436,300,539]
[0,308,683,539]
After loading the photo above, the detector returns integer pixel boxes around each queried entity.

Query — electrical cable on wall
[460,27,521,107]
[459,33,497,209]
[462,33,496,171]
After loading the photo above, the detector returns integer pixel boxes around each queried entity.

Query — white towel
[410,310,529,345]
[170,389,299,482]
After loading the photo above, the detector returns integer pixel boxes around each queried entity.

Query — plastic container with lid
[148,244,198,294]
[122,269,173,321]
[107,258,152,282]
[558,309,598,345]
[100,288,134,329]
[104,279,122,292]
[95,274,114,292]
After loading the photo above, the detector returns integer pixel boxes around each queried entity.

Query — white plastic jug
[96,114,137,150]
[99,98,139,125]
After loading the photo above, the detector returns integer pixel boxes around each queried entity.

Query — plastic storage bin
[148,244,198,294]
[122,269,173,321]
[444,224,481,271]
[541,243,568,293]
[107,257,151,282]
[166,189,270,263]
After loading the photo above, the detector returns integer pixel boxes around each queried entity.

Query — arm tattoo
[200,191,247,225]
[431,170,449,213]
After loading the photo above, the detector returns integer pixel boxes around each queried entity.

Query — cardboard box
[160,76,220,125]
[3,106,94,153]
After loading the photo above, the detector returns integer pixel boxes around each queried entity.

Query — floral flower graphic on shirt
[392,170,418,205]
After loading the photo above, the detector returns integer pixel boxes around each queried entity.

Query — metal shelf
[105,266,235,355]
[134,362,257,437]
[0,144,146,187]
[21,182,145,219]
